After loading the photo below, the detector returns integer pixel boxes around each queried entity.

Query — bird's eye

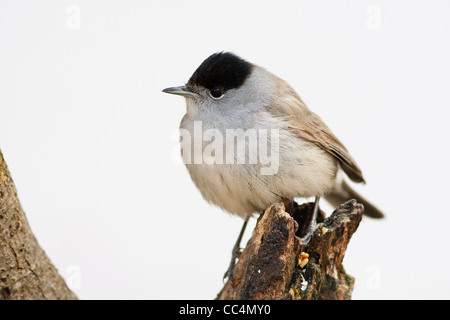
[209,88,224,99]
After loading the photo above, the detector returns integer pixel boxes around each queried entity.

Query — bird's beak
[162,85,198,98]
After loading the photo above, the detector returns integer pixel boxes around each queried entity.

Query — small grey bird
[163,52,383,278]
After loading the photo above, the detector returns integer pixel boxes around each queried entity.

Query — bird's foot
[300,196,321,243]
[223,244,242,282]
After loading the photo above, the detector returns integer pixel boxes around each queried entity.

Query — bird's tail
[325,179,384,219]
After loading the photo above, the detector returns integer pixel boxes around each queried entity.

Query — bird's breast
[178,111,338,216]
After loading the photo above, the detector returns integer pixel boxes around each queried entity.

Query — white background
[1,0,449,299]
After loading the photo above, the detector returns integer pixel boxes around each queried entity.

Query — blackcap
[163,52,383,277]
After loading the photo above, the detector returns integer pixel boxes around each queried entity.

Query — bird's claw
[223,247,242,282]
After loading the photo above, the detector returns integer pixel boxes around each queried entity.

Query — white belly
[181,112,338,217]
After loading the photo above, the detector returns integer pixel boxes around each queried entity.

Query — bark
[0,149,77,300]
[217,199,363,300]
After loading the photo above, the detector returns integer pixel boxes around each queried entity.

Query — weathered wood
[217,199,363,300]
[0,150,76,300]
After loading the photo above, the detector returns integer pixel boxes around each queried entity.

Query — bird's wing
[265,81,365,183]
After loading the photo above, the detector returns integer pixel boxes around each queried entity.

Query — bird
[163,52,384,279]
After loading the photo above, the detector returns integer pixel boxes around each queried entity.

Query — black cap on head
[187,52,253,92]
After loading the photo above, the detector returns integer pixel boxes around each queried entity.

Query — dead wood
[217,199,363,300]
[0,150,76,300]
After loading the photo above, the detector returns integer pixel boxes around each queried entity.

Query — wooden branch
[217,199,363,300]
[0,150,77,300]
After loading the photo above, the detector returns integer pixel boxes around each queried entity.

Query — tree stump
[217,199,363,300]
[0,150,76,300]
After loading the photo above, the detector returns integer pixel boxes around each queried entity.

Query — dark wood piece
[217,199,363,300]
